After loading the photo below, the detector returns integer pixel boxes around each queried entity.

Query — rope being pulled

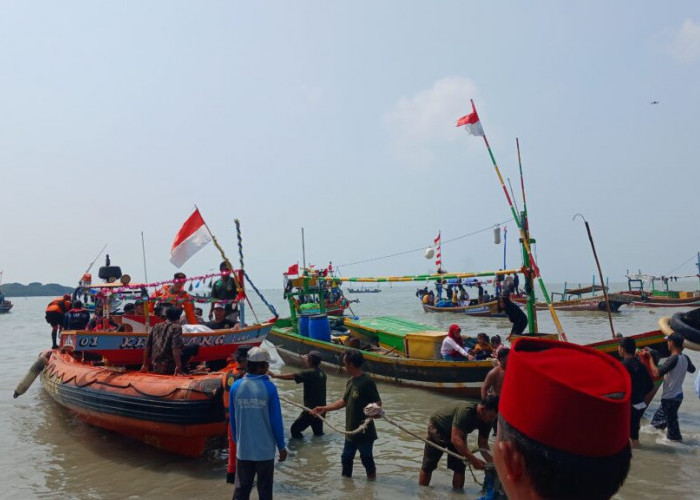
[278,397,487,486]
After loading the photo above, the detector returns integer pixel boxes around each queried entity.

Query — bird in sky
[650,100,660,105]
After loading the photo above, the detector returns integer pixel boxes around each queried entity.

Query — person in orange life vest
[493,338,632,500]
[151,272,197,324]
[63,300,91,331]
[440,324,473,361]
[45,294,72,349]
[223,345,252,484]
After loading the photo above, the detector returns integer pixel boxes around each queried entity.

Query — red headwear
[448,324,464,346]
[500,337,630,457]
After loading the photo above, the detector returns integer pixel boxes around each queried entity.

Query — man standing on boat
[312,349,382,480]
[151,272,197,324]
[418,396,498,489]
[63,300,91,331]
[211,261,239,323]
[141,307,184,375]
[45,294,72,349]
[498,293,528,335]
[230,346,287,500]
[270,350,327,439]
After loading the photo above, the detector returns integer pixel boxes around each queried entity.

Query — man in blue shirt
[230,347,287,500]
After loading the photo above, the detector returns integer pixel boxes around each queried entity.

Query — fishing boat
[512,285,633,312]
[421,299,505,317]
[347,287,382,294]
[0,292,12,313]
[619,270,700,308]
[18,218,280,457]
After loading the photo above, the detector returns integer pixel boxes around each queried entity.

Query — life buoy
[669,310,700,345]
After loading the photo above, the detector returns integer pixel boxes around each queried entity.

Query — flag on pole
[286,263,299,276]
[434,232,442,271]
[169,208,213,268]
[456,110,484,137]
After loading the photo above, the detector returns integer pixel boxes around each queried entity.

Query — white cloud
[665,19,700,62]
[383,77,478,169]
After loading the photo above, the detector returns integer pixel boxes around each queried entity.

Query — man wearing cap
[418,396,499,489]
[311,349,381,480]
[642,332,696,442]
[270,350,327,439]
[618,337,654,447]
[207,302,237,330]
[211,261,239,322]
[229,346,287,500]
[494,338,632,499]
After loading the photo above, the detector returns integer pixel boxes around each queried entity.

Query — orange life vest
[46,298,71,314]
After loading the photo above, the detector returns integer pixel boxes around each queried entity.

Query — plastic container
[308,314,331,342]
[298,314,311,337]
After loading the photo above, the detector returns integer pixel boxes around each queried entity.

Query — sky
[1,1,699,291]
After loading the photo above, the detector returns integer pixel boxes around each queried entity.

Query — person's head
[234,345,252,370]
[63,294,72,301]
[165,306,182,322]
[219,261,232,275]
[448,324,462,340]
[304,350,322,368]
[213,303,226,320]
[491,335,502,347]
[477,333,490,345]
[477,395,499,423]
[246,346,271,374]
[194,307,203,317]
[666,332,684,351]
[123,303,135,314]
[172,272,186,291]
[134,299,145,314]
[495,338,631,500]
[343,348,364,369]
[618,336,636,356]
[72,300,83,309]
[497,347,510,369]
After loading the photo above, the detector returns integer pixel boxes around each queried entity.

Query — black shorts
[421,422,466,474]
[45,311,64,327]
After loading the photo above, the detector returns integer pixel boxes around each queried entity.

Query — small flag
[169,208,213,268]
[287,263,299,276]
[456,110,484,137]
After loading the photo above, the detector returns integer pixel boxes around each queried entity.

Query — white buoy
[493,226,501,245]
[14,353,49,398]
[424,247,435,259]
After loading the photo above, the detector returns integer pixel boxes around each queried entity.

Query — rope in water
[278,396,484,486]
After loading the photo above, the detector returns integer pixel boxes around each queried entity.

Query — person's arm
[269,372,296,380]
[312,397,345,415]
[481,370,495,400]
[171,325,184,375]
[229,382,238,442]
[477,433,493,463]
[686,355,696,374]
[450,427,485,470]
[140,333,152,372]
[266,382,287,461]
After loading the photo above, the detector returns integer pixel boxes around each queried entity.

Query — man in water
[230,347,287,500]
[618,337,654,447]
[481,348,509,399]
[418,396,499,489]
[270,350,327,439]
[494,338,632,499]
[312,349,381,479]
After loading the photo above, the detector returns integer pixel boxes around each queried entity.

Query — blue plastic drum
[308,314,331,342]
[298,314,311,337]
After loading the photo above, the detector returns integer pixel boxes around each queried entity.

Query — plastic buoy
[14,353,49,398]
[424,247,435,259]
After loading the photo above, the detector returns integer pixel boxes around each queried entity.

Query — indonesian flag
[169,208,213,268]
[286,263,299,276]
[456,110,484,137]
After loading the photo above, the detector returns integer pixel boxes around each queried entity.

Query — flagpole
[469,100,566,340]
[141,231,148,283]
[516,138,538,333]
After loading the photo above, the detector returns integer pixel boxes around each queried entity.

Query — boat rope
[244,271,279,319]
[336,218,514,270]
[278,397,484,486]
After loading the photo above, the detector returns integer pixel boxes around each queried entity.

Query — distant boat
[421,299,506,317]
[347,287,382,294]
[512,285,632,312]
[0,289,12,313]
[618,272,700,308]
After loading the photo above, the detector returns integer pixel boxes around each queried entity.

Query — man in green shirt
[210,261,239,322]
[270,350,327,438]
[419,396,499,489]
[312,349,382,479]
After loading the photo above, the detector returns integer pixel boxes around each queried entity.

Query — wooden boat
[421,299,505,317]
[0,288,12,313]
[512,285,632,312]
[620,272,700,308]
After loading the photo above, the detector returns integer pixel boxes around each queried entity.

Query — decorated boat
[512,285,633,312]
[17,215,279,457]
[619,269,700,308]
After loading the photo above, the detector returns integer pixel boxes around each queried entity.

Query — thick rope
[279,395,373,436]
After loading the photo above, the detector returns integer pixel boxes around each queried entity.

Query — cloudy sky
[1,1,698,290]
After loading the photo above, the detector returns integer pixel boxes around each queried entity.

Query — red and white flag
[456,110,484,137]
[169,208,213,268]
[434,232,442,271]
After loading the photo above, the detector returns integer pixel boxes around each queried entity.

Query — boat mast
[301,227,306,270]
[516,138,538,334]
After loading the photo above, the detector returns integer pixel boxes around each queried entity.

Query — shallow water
[2,289,699,499]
